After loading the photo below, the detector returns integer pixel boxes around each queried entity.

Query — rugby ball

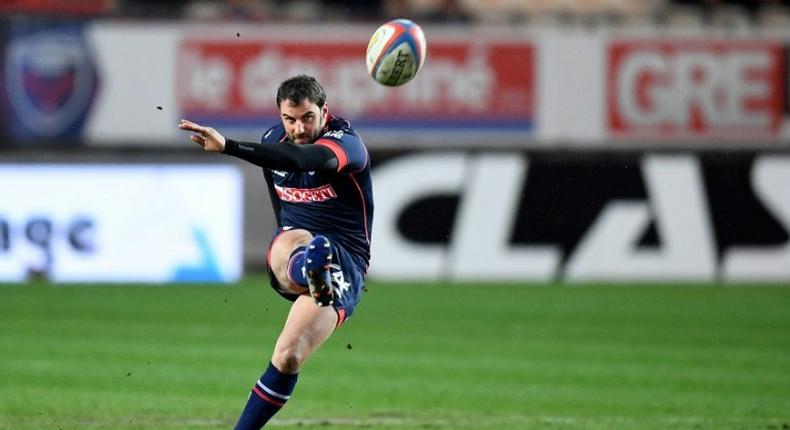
[366,19,427,87]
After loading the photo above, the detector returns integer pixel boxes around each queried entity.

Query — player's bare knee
[272,347,304,374]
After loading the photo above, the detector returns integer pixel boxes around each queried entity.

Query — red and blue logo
[2,23,99,141]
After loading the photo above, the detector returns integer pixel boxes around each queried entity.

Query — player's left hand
[178,119,226,152]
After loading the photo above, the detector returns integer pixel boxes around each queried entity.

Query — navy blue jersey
[261,116,373,270]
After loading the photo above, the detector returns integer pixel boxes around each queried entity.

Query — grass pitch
[1,276,789,429]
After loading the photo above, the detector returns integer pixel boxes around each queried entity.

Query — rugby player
[179,75,373,429]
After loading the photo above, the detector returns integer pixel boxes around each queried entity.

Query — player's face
[280,98,327,145]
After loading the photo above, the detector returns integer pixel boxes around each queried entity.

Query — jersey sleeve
[314,127,368,174]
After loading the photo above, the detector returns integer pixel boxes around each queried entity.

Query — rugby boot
[304,235,334,307]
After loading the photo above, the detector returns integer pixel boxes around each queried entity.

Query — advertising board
[607,39,785,140]
[0,165,243,283]
[370,150,790,282]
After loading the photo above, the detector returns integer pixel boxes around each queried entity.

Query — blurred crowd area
[1,0,790,30]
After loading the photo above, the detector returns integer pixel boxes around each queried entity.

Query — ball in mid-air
[366,19,427,87]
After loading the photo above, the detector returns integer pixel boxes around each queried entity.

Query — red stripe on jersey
[335,308,347,331]
[316,139,348,172]
[350,174,370,247]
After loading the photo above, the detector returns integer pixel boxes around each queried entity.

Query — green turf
[1,276,789,429]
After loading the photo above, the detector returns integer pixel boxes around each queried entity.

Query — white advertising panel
[0,165,243,283]
[85,23,181,144]
[370,151,790,283]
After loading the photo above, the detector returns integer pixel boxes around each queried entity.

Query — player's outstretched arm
[178,119,226,152]
[224,139,339,173]
[178,119,338,173]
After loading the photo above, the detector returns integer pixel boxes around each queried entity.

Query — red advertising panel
[176,34,535,132]
[607,40,785,139]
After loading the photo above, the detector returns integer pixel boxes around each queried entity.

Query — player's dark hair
[276,75,326,108]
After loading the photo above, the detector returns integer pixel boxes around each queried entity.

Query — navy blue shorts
[266,229,366,326]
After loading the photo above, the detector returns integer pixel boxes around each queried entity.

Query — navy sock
[287,246,307,287]
[234,362,299,430]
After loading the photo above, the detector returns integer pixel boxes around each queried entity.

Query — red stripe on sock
[252,386,284,408]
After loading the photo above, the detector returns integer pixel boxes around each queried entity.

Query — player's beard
[290,131,317,145]
[290,116,325,144]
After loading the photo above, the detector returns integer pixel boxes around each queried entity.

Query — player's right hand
[178,119,226,152]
